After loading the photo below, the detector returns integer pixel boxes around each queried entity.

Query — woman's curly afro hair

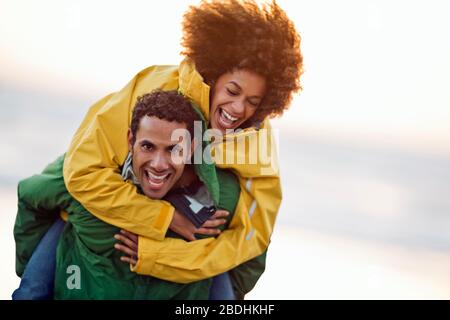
[181,0,303,123]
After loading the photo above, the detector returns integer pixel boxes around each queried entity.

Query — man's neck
[174,164,198,189]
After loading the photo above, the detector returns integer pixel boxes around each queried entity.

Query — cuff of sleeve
[130,235,161,275]
[150,201,174,241]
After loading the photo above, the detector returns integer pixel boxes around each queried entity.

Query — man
[13,90,265,299]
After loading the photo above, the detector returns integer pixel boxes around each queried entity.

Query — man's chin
[142,187,168,200]
[144,190,165,200]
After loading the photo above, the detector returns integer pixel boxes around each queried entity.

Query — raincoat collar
[178,58,211,123]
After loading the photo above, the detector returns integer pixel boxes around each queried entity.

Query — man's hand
[169,209,229,241]
[114,229,138,266]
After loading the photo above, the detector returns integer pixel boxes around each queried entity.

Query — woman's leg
[209,272,236,300]
[12,218,65,300]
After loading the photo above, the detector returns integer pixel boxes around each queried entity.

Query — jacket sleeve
[14,155,71,276]
[63,66,180,241]
[229,250,267,300]
[131,121,281,283]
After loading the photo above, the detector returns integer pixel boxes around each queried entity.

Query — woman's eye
[248,100,260,107]
[226,88,238,96]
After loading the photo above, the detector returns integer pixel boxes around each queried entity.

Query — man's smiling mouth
[144,170,170,188]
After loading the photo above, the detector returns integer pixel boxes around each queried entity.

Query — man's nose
[150,152,169,172]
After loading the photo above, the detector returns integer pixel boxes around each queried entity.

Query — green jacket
[14,155,266,299]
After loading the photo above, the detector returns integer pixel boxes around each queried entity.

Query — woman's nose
[229,99,245,116]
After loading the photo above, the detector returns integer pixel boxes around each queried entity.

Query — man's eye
[142,143,153,151]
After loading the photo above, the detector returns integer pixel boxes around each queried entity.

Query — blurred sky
[1,0,449,154]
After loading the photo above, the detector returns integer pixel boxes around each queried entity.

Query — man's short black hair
[130,90,200,145]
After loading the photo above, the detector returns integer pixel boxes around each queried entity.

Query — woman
[15,0,303,298]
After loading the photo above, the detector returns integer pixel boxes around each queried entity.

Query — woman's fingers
[114,233,138,250]
[114,243,137,257]
[179,230,197,242]
[120,229,138,243]
[115,230,139,266]
[210,210,229,219]
[195,227,221,236]
[200,209,229,228]
[201,219,227,228]
[120,256,137,266]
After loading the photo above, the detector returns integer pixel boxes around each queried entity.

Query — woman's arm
[131,173,281,282]
[63,65,180,241]
[131,122,281,282]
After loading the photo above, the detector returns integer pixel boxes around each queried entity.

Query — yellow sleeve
[131,120,282,282]
[63,65,180,240]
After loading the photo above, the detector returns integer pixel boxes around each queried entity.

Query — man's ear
[190,137,198,158]
[127,129,134,152]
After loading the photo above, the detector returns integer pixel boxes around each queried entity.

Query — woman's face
[209,69,266,134]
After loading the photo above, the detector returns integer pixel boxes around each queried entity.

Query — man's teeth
[221,109,238,122]
[146,171,169,181]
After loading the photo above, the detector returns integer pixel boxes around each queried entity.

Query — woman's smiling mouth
[217,107,241,129]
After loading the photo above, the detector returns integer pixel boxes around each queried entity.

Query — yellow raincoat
[63,58,282,283]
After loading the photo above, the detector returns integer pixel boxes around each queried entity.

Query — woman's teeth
[220,109,239,124]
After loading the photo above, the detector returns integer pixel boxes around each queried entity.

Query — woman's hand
[201,209,229,228]
[115,210,230,265]
[169,209,229,241]
[114,229,138,266]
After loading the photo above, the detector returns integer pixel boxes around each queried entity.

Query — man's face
[128,116,192,199]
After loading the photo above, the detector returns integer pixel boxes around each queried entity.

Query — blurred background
[1,0,450,299]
